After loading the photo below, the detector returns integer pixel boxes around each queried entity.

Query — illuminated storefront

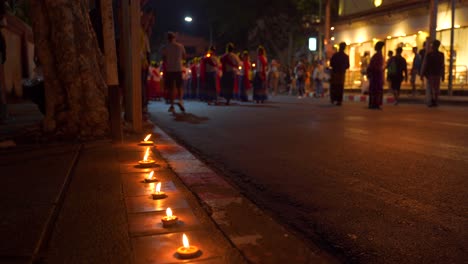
[332,0,468,89]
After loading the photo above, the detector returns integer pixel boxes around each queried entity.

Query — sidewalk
[0,103,337,264]
[341,93,468,106]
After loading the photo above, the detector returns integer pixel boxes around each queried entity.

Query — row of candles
[138,134,201,259]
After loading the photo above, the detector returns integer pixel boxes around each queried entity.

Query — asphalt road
[148,96,468,264]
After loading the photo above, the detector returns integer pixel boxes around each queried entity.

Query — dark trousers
[330,72,345,103]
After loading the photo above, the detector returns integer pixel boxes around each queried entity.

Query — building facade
[331,0,468,90]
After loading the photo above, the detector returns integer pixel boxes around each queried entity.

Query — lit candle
[144,171,158,183]
[238,66,242,70]
[139,134,154,146]
[252,63,256,68]
[176,234,200,259]
[138,147,156,167]
[161,207,178,227]
[151,182,167,200]
[206,53,211,58]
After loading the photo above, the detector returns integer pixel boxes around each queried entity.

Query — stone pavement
[0,103,336,264]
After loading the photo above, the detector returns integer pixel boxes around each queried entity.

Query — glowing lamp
[138,147,156,167]
[139,134,154,146]
[151,182,167,200]
[161,207,178,227]
[176,234,201,259]
[144,171,158,183]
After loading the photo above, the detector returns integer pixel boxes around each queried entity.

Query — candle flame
[147,171,154,180]
[166,207,172,217]
[252,63,256,67]
[143,147,150,161]
[144,134,151,141]
[182,233,190,248]
[155,182,161,193]
[238,66,242,70]
[206,53,211,58]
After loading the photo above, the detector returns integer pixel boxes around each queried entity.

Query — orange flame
[206,53,211,58]
[144,134,151,141]
[147,171,154,180]
[182,233,190,248]
[155,182,161,193]
[166,207,173,218]
[143,147,150,161]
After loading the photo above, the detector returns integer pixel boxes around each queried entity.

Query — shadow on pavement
[172,113,210,124]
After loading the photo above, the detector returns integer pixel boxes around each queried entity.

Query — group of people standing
[157,32,271,113]
[330,38,445,109]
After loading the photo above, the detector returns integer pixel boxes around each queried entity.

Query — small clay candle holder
[138,147,156,167]
[144,171,158,183]
[152,182,167,200]
[176,234,201,259]
[139,134,154,146]
[161,208,178,227]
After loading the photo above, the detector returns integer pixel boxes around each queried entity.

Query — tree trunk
[30,0,109,139]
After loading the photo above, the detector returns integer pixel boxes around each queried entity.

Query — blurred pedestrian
[269,59,280,96]
[162,32,186,113]
[387,47,407,105]
[312,60,326,97]
[147,61,162,100]
[385,50,394,90]
[253,46,268,103]
[220,43,241,105]
[200,46,219,105]
[421,39,445,107]
[294,60,306,98]
[189,58,198,99]
[367,41,385,109]
[239,51,251,102]
[329,42,350,106]
[410,47,422,96]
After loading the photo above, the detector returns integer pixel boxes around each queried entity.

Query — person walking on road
[367,41,385,109]
[410,47,422,96]
[329,42,350,106]
[387,47,408,105]
[162,32,186,113]
[220,43,241,105]
[253,46,268,103]
[421,39,445,107]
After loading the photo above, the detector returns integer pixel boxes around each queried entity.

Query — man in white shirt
[162,32,186,113]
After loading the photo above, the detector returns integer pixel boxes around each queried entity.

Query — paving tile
[127,209,200,237]
[125,194,189,213]
[168,160,213,174]
[131,230,230,264]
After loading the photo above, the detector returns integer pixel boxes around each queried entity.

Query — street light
[184,16,192,23]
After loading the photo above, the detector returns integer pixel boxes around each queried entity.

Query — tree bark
[30,0,109,139]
